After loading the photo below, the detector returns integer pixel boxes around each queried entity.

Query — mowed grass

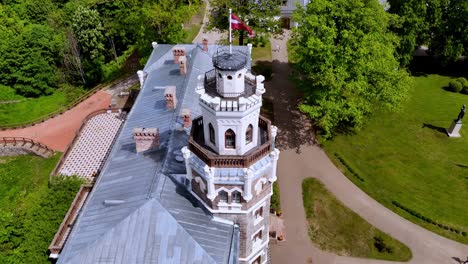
[0,154,82,263]
[302,178,412,261]
[0,91,67,125]
[323,74,468,244]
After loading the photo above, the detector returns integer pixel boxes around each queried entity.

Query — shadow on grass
[409,56,468,78]
[422,123,447,135]
[455,164,468,169]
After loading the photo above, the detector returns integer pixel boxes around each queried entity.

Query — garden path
[267,31,468,264]
[192,0,227,44]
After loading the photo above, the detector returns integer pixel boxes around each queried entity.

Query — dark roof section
[212,48,248,71]
[58,44,246,264]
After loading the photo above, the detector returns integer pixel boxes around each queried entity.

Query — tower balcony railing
[188,116,273,168]
[204,69,256,99]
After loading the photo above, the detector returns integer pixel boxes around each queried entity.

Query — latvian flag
[231,13,255,38]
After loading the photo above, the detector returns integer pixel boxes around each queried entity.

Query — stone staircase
[0,137,54,158]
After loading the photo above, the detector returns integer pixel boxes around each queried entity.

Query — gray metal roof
[58,44,246,264]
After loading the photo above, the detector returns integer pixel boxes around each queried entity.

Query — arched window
[245,124,253,144]
[227,75,233,80]
[232,191,241,203]
[219,190,228,203]
[209,123,215,145]
[225,129,236,148]
[237,73,242,79]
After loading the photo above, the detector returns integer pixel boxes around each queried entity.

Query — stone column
[271,125,278,149]
[269,148,280,182]
[181,147,192,187]
[247,43,253,58]
[205,165,216,200]
[137,70,145,87]
[243,168,253,201]
[152,42,158,49]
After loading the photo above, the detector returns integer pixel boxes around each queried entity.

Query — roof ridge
[64,199,217,264]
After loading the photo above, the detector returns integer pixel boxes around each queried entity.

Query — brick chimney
[172,47,186,64]
[181,108,191,128]
[165,86,177,110]
[202,37,208,52]
[179,56,187,75]
[133,128,160,153]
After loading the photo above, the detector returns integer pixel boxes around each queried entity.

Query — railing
[49,108,126,181]
[0,84,105,130]
[188,116,273,168]
[48,184,93,256]
[0,137,54,157]
[204,69,256,99]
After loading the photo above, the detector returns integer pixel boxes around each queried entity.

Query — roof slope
[58,44,245,264]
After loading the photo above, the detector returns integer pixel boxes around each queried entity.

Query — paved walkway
[192,0,227,44]
[267,32,468,264]
[0,91,112,152]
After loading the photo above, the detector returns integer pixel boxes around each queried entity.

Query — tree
[291,0,411,138]
[431,0,468,61]
[208,0,281,45]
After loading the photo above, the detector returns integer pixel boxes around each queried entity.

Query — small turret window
[232,191,241,203]
[209,123,215,145]
[218,73,222,78]
[227,75,233,80]
[238,73,242,78]
[225,129,236,148]
[246,124,253,144]
[219,191,228,203]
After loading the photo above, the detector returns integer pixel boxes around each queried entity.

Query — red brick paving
[0,91,112,152]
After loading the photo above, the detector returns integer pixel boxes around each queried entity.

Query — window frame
[225,129,236,149]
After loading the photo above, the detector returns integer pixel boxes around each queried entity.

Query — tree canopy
[0,0,200,97]
[388,0,468,65]
[291,0,411,138]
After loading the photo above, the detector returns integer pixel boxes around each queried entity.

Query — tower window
[238,73,242,78]
[209,123,215,145]
[246,124,253,144]
[218,73,222,78]
[225,129,236,148]
[227,75,233,80]
[232,191,241,203]
[254,206,263,219]
[253,230,262,241]
[219,190,228,203]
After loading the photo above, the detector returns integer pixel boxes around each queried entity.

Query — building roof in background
[58,44,248,264]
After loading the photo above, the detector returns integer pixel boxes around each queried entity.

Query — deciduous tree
[291,0,411,138]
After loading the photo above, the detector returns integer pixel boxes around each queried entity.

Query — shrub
[461,87,468,95]
[456,77,468,88]
[462,231,467,236]
[449,80,463,93]
[373,236,393,253]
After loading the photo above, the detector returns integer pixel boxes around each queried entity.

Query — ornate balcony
[188,116,273,168]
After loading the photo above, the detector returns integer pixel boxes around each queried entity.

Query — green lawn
[0,86,86,127]
[0,154,82,263]
[322,74,468,244]
[303,178,412,261]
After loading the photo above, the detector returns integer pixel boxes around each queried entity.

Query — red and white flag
[231,13,254,38]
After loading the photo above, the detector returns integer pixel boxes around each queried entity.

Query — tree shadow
[422,123,447,135]
[264,59,317,153]
[455,164,468,169]
[451,256,468,264]
[409,56,468,78]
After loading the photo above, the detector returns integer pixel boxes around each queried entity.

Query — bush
[449,80,463,93]
[456,77,468,88]
[461,87,468,95]
[373,236,393,253]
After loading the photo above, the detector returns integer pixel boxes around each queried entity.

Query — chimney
[202,37,208,52]
[181,108,191,128]
[172,47,186,64]
[179,56,187,75]
[165,86,177,110]
[133,128,160,153]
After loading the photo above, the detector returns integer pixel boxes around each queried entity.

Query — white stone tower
[182,48,280,264]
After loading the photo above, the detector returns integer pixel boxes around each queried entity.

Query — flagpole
[229,8,232,54]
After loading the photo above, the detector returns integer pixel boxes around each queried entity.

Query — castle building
[182,48,279,264]
[54,42,279,264]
